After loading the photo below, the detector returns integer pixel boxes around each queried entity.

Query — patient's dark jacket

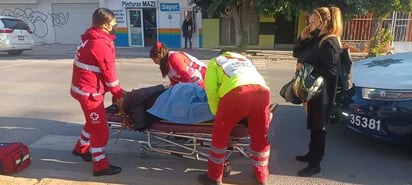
[123,84,167,131]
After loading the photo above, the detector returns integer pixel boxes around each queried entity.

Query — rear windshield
[1,18,30,30]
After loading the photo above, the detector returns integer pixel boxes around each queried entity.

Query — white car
[0,16,34,55]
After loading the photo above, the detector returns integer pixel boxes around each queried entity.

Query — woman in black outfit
[182,15,193,49]
[295,6,343,177]
[293,13,322,111]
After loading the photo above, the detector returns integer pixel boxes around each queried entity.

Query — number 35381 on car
[339,52,412,144]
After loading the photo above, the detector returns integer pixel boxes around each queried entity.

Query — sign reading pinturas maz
[121,0,156,8]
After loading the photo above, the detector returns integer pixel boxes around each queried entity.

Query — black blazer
[302,34,341,130]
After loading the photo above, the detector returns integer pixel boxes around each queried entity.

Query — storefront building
[102,0,201,48]
[0,0,201,48]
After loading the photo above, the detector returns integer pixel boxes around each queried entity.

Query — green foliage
[190,0,412,20]
[189,0,236,18]
[368,28,394,57]
[189,0,411,51]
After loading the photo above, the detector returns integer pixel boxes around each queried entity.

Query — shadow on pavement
[0,117,258,185]
[271,104,411,185]
[1,103,411,185]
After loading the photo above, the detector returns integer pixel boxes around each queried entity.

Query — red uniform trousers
[207,85,271,183]
[73,95,110,172]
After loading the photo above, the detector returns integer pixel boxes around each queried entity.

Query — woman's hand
[300,26,311,40]
[296,63,303,71]
[115,97,124,110]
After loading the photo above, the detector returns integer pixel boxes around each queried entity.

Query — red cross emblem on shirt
[89,112,100,121]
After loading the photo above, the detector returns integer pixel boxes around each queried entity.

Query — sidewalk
[21,43,366,63]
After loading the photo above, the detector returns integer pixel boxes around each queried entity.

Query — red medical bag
[0,142,31,174]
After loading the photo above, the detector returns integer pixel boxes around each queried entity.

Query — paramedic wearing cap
[198,51,271,185]
[70,8,122,176]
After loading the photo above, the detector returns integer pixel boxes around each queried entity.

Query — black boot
[197,173,222,185]
[93,164,122,176]
[72,150,92,162]
[254,177,267,185]
[309,130,326,162]
[297,162,321,177]
[295,153,309,162]
[297,130,325,176]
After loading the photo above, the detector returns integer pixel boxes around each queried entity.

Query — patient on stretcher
[106,83,215,131]
[106,83,277,131]
[106,84,167,131]
[147,83,215,124]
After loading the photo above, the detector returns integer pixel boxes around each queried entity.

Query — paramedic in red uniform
[198,51,271,185]
[149,41,207,88]
[70,8,123,176]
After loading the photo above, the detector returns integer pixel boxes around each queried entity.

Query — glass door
[127,9,144,47]
[143,8,157,47]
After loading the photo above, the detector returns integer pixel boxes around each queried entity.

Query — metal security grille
[219,15,259,45]
[389,12,412,41]
[342,11,412,42]
[247,15,259,45]
[219,17,235,45]
[342,14,372,41]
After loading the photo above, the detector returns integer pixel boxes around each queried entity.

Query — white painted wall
[392,42,412,53]
[0,0,99,44]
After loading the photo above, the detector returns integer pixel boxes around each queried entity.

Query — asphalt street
[0,44,411,185]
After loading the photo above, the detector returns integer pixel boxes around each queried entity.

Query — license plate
[18,36,24,40]
[349,114,381,131]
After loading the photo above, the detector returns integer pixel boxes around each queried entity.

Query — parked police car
[339,52,412,144]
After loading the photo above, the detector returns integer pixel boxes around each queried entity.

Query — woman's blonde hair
[313,6,343,47]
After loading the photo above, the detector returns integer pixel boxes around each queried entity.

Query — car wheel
[329,104,341,124]
[8,50,23,55]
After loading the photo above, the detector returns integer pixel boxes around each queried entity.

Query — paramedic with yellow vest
[198,51,271,185]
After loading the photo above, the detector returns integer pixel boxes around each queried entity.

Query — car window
[1,18,30,30]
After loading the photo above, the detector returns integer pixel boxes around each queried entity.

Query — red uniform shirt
[167,51,206,88]
[70,27,123,100]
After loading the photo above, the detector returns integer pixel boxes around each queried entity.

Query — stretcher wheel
[223,161,232,177]
[136,146,148,158]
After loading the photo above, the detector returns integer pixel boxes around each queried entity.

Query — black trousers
[307,130,326,164]
[184,36,192,48]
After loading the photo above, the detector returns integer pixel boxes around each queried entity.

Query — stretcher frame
[107,103,277,175]
[107,119,251,161]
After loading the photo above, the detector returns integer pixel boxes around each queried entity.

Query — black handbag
[280,78,302,104]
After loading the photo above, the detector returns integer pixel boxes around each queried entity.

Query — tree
[190,0,368,49]
[364,0,412,56]
[190,0,254,48]
[190,0,412,54]
[278,0,411,56]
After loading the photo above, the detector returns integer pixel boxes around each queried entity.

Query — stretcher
[106,103,278,176]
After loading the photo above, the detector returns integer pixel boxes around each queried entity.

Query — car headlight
[362,88,412,101]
